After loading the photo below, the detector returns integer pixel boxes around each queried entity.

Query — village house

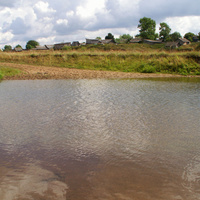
[13,47,23,52]
[86,39,102,45]
[129,38,142,43]
[32,45,54,50]
[101,39,115,44]
[177,38,190,46]
[54,42,71,50]
[72,41,80,46]
[165,42,179,49]
[143,39,163,45]
[165,38,191,49]
[33,46,48,50]
[45,45,54,50]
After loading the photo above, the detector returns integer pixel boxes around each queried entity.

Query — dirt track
[1,62,189,80]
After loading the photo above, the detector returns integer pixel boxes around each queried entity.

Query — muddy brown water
[0,78,200,200]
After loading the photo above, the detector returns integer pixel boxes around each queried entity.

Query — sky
[0,0,200,48]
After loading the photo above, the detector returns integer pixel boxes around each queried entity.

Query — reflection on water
[0,78,200,200]
[0,163,68,200]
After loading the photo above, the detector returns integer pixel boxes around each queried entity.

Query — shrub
[138,64,156,73]
[30,54,38,58]
[141,65,156,73]
[62,46,72,50]
[195,43,200,51]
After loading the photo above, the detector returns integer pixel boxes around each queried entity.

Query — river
[0,78,200,200]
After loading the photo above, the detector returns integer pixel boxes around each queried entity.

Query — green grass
[0,66,21,80]
[0,43,199,76]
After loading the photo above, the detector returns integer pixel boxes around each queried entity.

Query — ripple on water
[0,79,200,200]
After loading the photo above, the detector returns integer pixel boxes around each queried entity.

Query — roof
[72,41,80,46]
[54,42,71,46]
[54,42,71,50]
[178,38,190,43]
[165,42,179,47]
[86,39,102,44]
[129,38,142,43]
[45,45,54,49]
[14,47,23,52]
[143,39,163,43]
[101,39,114,44]
[33,46,48,50]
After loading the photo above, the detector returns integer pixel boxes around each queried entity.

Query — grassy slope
[0,43,200,76]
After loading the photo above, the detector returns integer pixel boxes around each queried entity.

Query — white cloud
[0,7,13,25]
[0,31,14,43]
[66,10,74,17]
[37,36,56,45]
[165,16,200,36]
[76,0,106,19]
[118,0,140,15]
[23,7,38,24]
[56,19,68,26]
[0,0,15,8]
[34,1,56,13]
[0,0,200,49]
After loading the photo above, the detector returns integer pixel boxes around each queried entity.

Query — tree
[159,22,171,41]
[184,32,195,42]
[26,40,39,49]
[115,34,133,44]
[120,34,133,40]
[15,44,22,49]
[105,33,114,40]
[137,17,157,40]
[3,45,12,52]
[96,37,101,40]
[169,32,182,41]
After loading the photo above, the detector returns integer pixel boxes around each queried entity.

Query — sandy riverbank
[1,62,197,80]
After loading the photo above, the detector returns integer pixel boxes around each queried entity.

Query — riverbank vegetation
[0,43,200,78]
[0,65,21,80]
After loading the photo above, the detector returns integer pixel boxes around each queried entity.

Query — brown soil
[1,62,193,80]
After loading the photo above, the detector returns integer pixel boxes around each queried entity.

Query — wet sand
[1,62,188,80]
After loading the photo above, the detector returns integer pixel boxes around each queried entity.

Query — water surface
[0,78,200,200]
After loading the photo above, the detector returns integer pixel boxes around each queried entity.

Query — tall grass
[0,43,199,75]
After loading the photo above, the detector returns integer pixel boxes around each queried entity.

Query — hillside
[0,43,200,80]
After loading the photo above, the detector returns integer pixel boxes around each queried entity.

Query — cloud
[66,11,74,17]
[0,29,14,45]
[9,17,30,35]
[0,0,199,48]
[138,0,200,21]
[0,0,15,8]
[165,16,200,36]
[76,0,106,19]
[54,19,69,35]
[34,1,56,13]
